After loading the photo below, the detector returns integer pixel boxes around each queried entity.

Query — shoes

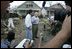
[33,38,35,40]
[35,36,39,39]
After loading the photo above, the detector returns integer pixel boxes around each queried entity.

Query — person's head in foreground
[7,30,15,42]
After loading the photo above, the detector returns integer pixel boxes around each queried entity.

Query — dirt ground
[13,18,54,48]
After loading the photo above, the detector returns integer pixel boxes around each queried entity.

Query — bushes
[9,13,19,18]
[38,15,43,18]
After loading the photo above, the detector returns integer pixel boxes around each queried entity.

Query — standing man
[25,10,33,40]
[32,12,39,40]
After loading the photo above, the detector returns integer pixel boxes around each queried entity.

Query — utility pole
[48,1,52,19]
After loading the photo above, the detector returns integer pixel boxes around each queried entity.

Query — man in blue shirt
[32,12,39,40]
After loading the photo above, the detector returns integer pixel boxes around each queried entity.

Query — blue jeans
[26,27,32,40]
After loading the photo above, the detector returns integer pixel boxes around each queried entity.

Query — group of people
[25,10,39,40]
[1,1,71,48]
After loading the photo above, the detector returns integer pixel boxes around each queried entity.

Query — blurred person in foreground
[41,1,71,48]
[1,30,15,48]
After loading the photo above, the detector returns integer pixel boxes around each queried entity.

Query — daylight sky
[10,1,66,9]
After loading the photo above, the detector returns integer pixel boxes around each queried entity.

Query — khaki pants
[32,24,38,39]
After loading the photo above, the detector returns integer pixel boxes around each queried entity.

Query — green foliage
[9,13,19,18]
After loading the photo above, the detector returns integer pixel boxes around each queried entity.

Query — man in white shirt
[25,10,33,40]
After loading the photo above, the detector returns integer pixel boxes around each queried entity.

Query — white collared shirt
[25,14,32,28]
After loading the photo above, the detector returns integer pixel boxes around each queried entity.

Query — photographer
[41,1,71,48]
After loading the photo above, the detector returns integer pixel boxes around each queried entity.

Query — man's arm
[42,29,70,48]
